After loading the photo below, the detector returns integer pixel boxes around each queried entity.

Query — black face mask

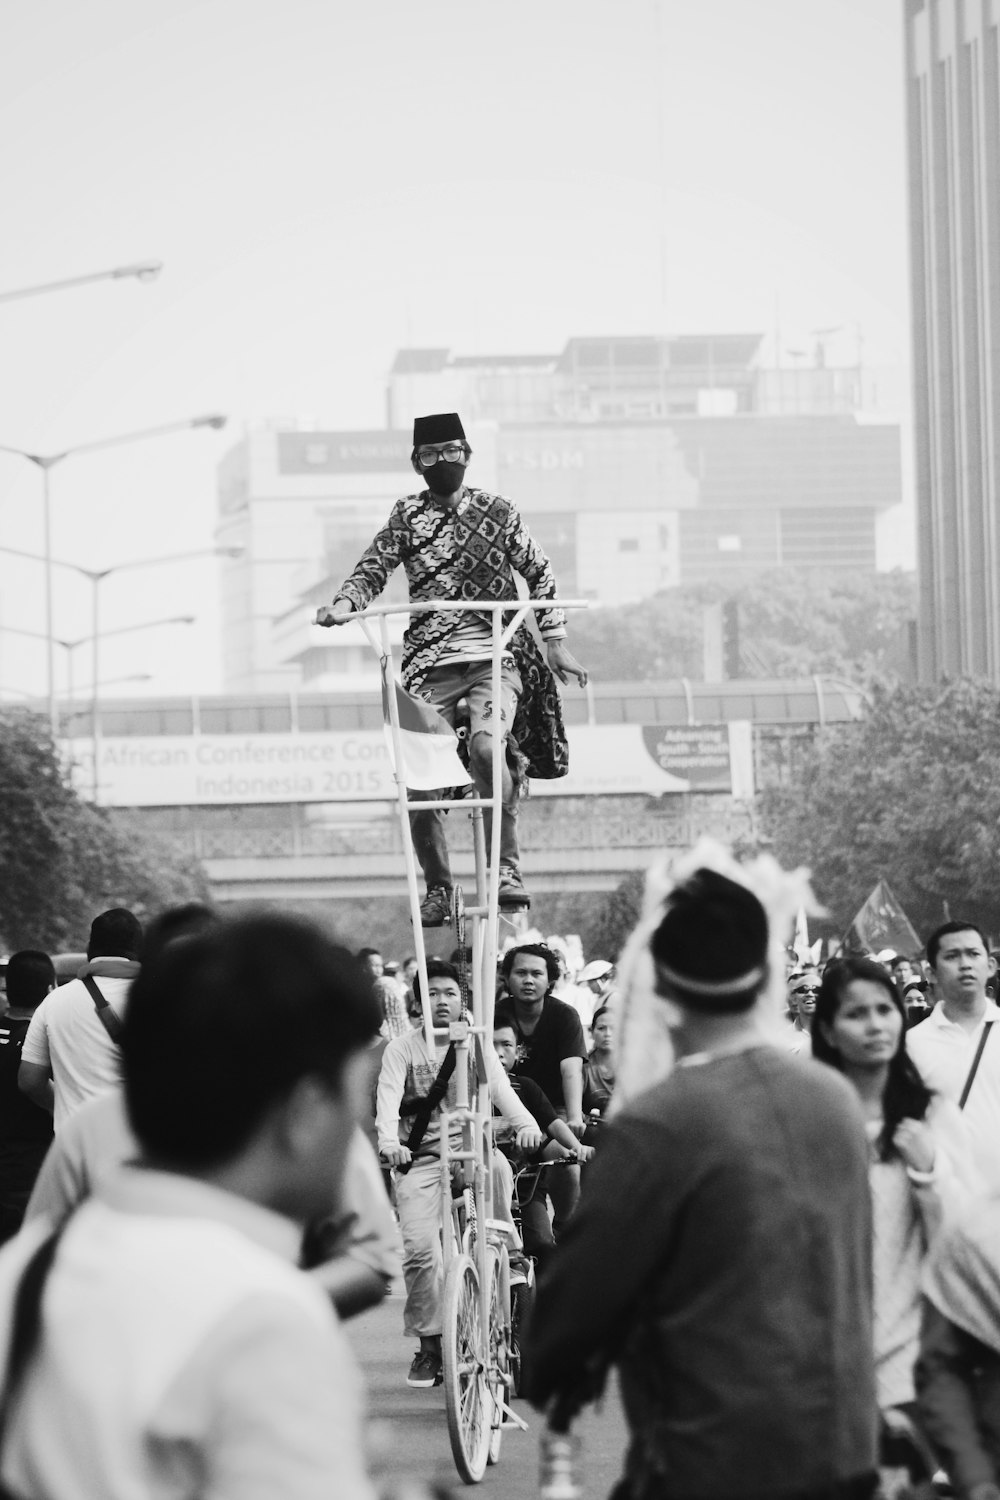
[424,460,466,497]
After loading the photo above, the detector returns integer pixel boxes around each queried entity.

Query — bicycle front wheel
[509,1264,535,1398]
[442,1253,491,1483]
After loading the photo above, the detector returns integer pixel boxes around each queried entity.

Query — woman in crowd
[812,957,978,1431]
[582,1004,616,1125]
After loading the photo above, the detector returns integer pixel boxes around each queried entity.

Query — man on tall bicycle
[316,412,588,927]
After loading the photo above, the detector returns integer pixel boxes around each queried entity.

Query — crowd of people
[6,410,1000,1500]
[0,903,624,1488]
[2,887,1000,1498]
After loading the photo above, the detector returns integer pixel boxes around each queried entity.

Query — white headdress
[611,838,820,1113]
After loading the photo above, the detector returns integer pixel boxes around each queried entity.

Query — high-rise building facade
[216,335,902,693]
[905,0,1000,680]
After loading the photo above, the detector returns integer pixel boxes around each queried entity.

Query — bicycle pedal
[497,892,531,910]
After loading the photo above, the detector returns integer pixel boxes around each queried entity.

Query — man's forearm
[374,1046,407,1151]
[548,1119,581,1154]
[560,1060,584,1123]
[18,1064,54,1114]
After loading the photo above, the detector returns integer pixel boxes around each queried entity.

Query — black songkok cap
[649,868,769,1013]
[412,412,466,447]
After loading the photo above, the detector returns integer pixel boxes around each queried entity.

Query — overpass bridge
[57,676,864,941]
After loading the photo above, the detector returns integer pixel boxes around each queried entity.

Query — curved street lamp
[0,260,163,305]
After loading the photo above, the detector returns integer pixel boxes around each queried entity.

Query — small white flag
[381,675,472,791]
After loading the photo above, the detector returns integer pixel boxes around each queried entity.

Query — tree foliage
[0,709,209,953]
[577,869,646,964]
[570,569,917,684]
[760,678,1000,940]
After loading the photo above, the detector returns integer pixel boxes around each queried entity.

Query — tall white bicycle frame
[350,596,586,1479]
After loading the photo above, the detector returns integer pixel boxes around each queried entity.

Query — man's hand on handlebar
[516,1126,545,1154]
[545,1142,595,1164]
[381,1144,413,1168]
[315,598,355,627]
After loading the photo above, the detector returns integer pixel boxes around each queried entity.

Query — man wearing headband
[526,867,878,1500]
[317,413,587,927]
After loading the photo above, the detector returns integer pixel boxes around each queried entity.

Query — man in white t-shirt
[18,908,141,1131]
[907,919,1000,1191]
[0,912,381,1500]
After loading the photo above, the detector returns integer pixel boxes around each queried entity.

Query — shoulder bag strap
[80,974,124,1046]
[0,1226,65,1497]
[405,1043,458,1154]
[958,1020,994,1111]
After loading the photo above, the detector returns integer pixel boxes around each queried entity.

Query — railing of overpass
[56,675,866,737]
[139,798,753,863]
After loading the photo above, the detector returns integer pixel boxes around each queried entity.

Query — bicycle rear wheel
[442,1252,491,1483]
[486,1244,508,1465]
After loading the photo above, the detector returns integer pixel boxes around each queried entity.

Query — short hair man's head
[925,920,990,971]
[140,903,218,966]
[501,943,561,990]
[650,868,769,1015]
[120,913,380,1218]
[4,950,55,1010]
[410,958,463,1025]
[357,947,383,978]
[492,1020,520,1073]
[925,921,992,1006]
[88,907,143,961]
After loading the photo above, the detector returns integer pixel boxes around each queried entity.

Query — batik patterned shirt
[335,487,571,780]
[335,487,566,690]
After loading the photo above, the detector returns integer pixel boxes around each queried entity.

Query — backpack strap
[959,1020,994,1111]
[404,1043,458,1154]
[80,973,124,1046]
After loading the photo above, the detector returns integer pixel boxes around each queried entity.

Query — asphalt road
[347,1284,629,1499]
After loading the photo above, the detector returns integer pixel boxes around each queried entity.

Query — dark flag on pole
[841,879,922,958]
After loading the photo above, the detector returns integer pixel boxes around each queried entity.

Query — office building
[905,0,1000,680]
[216,335,901,693]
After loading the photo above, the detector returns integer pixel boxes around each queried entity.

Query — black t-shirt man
[0,1015,53,1147]
[0,1013,54,1244]
[496,945,589,1238]
[496,1072,558,1140]
[494,994,587,1114]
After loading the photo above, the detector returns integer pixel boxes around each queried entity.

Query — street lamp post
[0,414,227,737]
[85,615,195,801]
[0,614,194,800]
[0,260,163,306]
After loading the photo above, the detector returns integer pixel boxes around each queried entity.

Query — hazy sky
[0,0,910,702]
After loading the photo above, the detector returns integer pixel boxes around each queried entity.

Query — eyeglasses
[416,444,466,466]
[792,986,820,997]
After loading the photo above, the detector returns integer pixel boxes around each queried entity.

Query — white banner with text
[62,721,754,806]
